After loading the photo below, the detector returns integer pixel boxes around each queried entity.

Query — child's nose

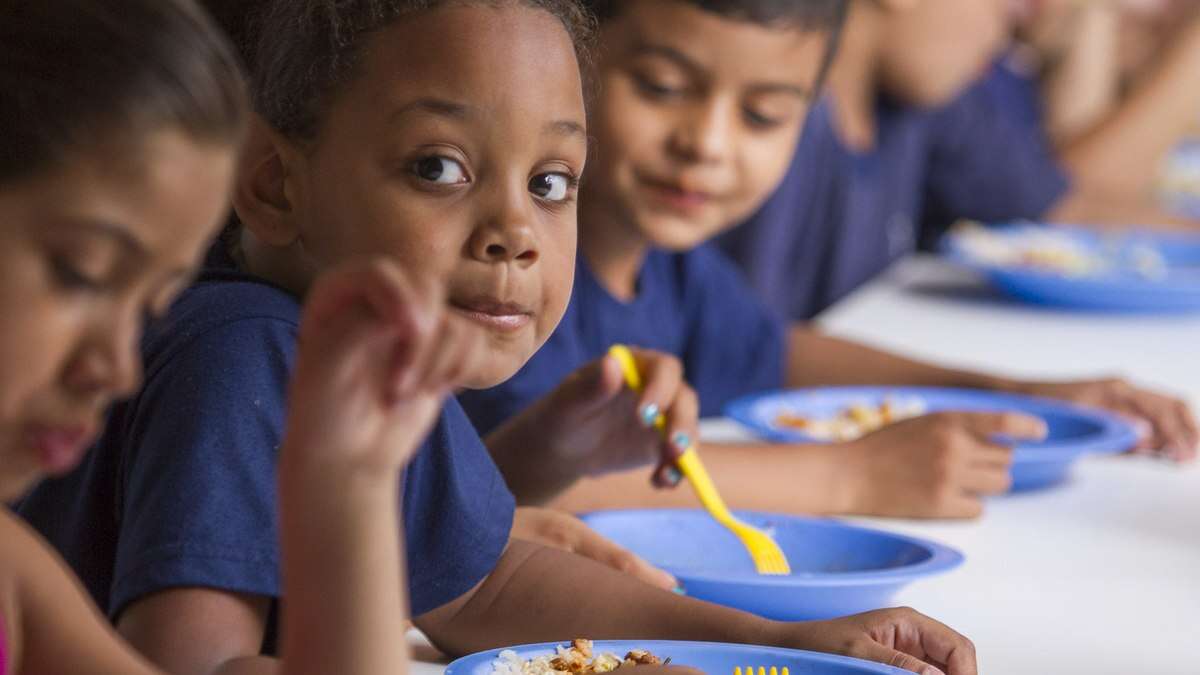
[468,221,540,267]
[670,100,736,164]
[66,314,145,404]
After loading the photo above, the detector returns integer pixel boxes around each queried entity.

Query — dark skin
[114,5,978,675]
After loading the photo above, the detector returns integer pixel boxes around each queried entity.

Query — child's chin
[459,362,524,391]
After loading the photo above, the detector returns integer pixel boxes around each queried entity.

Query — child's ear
[232,115,303,248]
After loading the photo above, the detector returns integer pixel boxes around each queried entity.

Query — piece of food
[492,639,666,675]
[773,397,926,441]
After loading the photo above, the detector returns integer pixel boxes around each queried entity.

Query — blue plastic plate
[581,510,963,621]
[726,386,1140,491]
[446,640,909,675]
[941,223,1200,312]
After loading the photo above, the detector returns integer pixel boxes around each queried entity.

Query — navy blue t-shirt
[459,245,786,435]
[18,246,514,652]
[718,70,1071,321]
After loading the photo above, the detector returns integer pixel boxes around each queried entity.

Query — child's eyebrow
[749,83,812,100]
[632,42,812,100]
[631,42,702,76]
[389,97,474,123]
[546,120,586,140]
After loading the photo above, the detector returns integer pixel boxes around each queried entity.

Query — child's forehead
[347,5,585,110]
[603,2,829,91]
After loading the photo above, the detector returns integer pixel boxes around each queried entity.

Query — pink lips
[26,425,94,474]
[641,178,716,214]
[450,298,533,333]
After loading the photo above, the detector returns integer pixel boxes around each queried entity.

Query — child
[18,1,979,673]
[721,0,1197,324]
[458,0,1199,521]
[0,1,466,674]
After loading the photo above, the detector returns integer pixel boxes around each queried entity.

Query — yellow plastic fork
[734,668,789,675]
[608,344,790,575]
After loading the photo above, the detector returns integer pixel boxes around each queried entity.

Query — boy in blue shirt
[720,0,1198,322]
[19,1,978,674]
[459,0,1198,520]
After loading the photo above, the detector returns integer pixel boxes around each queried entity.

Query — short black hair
[252,0,597,142]
[585,0,847,30]
[0,0,247,183]
[585,0,848,93]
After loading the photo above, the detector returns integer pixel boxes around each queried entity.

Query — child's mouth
[25,423,95,475]
[639,176,715,214]
[449,297,534,333]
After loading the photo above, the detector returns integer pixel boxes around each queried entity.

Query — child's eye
[50,256,106,292]
[529,173,575,202]
[413,156,468,185]
[633,73,684,100]
[744,108,785,130]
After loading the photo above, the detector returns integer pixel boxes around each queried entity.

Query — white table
[814,257,1200,675]
[415,256,1200,675]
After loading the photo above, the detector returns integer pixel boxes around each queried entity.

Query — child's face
[875,0,1011,107]
[0,133,234,500]
[583,0,830,250]
[276,4,586,388]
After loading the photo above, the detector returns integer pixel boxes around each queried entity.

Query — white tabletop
[415,256,1200,675]
[813,256,1200,675]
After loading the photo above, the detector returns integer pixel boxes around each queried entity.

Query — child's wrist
[278,442,400,495]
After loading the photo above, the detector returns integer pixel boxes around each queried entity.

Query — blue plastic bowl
[941,224,1200,312]
[447,640,910,675]
[726,386,1140,492]
[580,510,963,621]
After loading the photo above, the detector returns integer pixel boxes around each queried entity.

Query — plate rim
[580,508,965,587]
[445,639,910,675]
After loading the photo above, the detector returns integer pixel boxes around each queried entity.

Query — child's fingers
[967,443,1015,471]
[630,348,685,428]
[1114,391,1199,458]
[305,258,425,330]
[661,384,699,461]
[953,411,1048,444]
[572,525,678,591]
[960,461,1012,495]
[420,313,487,393]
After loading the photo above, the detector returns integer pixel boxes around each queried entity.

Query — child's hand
[1014,378,1198,462]
[775,607,976,675]
[510,507,677,591]
[493,348,699,500]
[842,412,1047,519]
[284,258,487,473]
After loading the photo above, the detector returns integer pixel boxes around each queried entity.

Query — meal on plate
[492,639,666,675]
[773,397,927,441]
[950,221,1167,280]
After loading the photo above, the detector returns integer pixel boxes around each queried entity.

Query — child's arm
[415,539,976,675]
[1049,9,1200,205]
[510,507,677,590]
[1035,2,1122,145]
[787,326,1198,458]
[277,259,487,675]
[549,411,1043,519]
[0,510,161,675]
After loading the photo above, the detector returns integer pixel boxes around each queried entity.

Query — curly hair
[251,0,596,141]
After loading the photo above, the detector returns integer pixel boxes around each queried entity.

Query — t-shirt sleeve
[920,77,1071,243]
[110,316,296,618]
[680,246,787,417]
[401,398,514,616]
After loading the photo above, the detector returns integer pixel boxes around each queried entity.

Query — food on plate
[773,397,927,441]
[950,221,1167,280]
[492,639,667,675]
